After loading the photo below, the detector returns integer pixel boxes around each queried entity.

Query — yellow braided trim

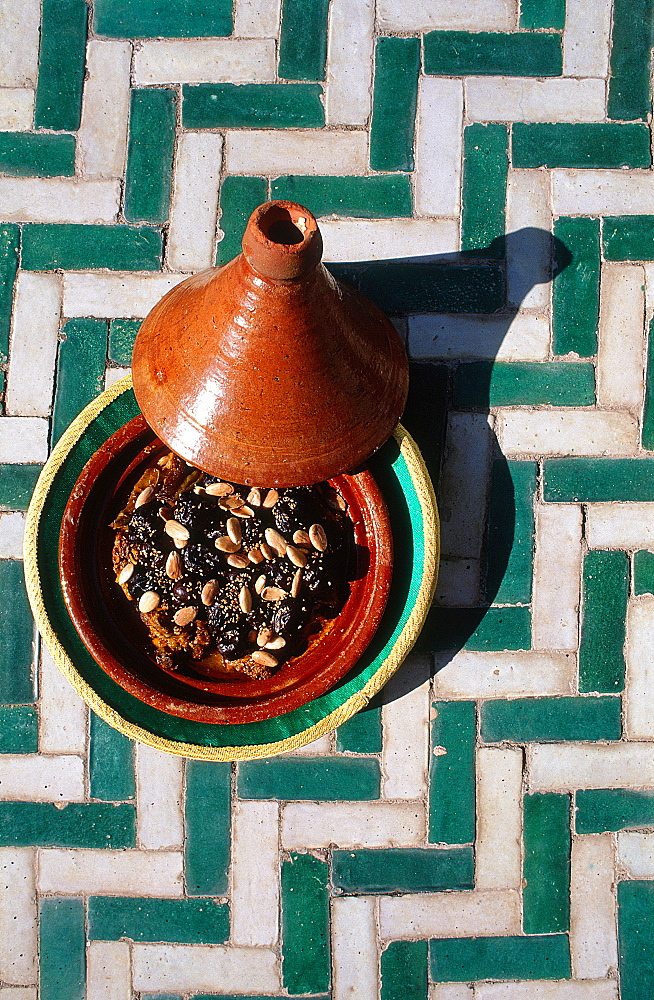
[24,379,439,760]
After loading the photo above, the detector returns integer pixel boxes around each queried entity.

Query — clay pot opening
[242,200,322,281]
[259,204,306,245]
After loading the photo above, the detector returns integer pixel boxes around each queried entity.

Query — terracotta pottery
[131,200,409,487]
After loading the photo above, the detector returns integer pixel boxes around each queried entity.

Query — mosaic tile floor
[1,0,654,997]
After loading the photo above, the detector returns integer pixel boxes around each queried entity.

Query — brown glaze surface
[131,201,408,487]
[58,416,393,725]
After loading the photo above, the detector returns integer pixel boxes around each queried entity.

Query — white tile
[0,178,120,223]
[38,646,87,754]
[233,0,281,36]
[626,599,654,739]
[76,41,131,179]
[0,417,49,464]
[505,171,552,310]
[104,367,130,390]
[132,943,280,993]
[531,504,582,651]
[570,834,617,979]
[414,78,463,218]
[0,990,38,1000]
[0,755,83,801]
[168,132,223,271]
[321,219,458,262]
[437,413,491,560]
[434,558,480,607]
[0,0,40,87]
[409,313,550,362]
[135,743,184,849]
[225,129,368,176]
[597,265,645,412]
[377,0,515,30]
[231,800,279,947]
[475,747,523,890]
[38,849,184,895]
[430,986,474,1000]
[382,655,431,800]
[563,0,612,76]
[6,272,61,418]
[285,733,332,754]
[0,848,37,984]
[618,831,654,876]
[587,504,654,549]
[497,410,639,458]
[553,171,654,216]
[134,38,276,84]
[325,0,375,125]
[282,801,425,849]
[476,982,618,999]
[379,889,521,939]
[433,651,575,699]
[0,88,33,130]
[466,78,606,123]
[331,896,377,1000]
[529,744,654,790]
[63,273,187,318]
[86,941,131,1000]
[0,511,25,557]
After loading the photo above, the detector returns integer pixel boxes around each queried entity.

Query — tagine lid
[131,200,409,488]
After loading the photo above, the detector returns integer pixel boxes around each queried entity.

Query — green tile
[513,123,651,168]
[634,550,654,595]
[40,898,85,1000]
[607,0,653,120]
[0,704,38,753]
[217,176,268,266]
[108,319,141,367]
[604,216,654,261]
[523,793,571,934]
[0,802,136,846]
[278,0,330,81]
[333,846,474,892]
[576,789,654,833]
[552,217,600,357]
[429,701,476,845]
[0,465,43,510]
[238,757,381,800]
[89,713,135,802]
[454,361,595,408]
[0,133,76,178]
[520,0,566,29]
[271,175,412,219]
[430,934,571,983]
[183,84,324,128]
[485,459,536,605]
[0,561,34,705]
[328,261,504,314]
[402,362,449,492]
[185,760,231,895]
[51,319,108,446]
[579,550,628,693]
[22,224,162,272]
[335,705,382,753]
[461,124,508,252]
[281,852,330,995]
[370,37,421,172]
[481,696,622,743]
[619,881,654,1000]
[94,0,232,37]
[0,224,19,362]
[124,89,176,224]
[544,458,654,502]
[424,31,563,76]
[381,940,429,1000]
[643,318,654,449]
[89,896,229,943]
[34,0,87,131]
[142,996,184,1000]
[416,606,532,653]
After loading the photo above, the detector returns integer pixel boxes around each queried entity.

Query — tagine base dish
[24,376,439,760]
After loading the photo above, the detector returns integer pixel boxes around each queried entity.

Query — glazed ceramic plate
[24,377,439,759]
[58,414,393,725]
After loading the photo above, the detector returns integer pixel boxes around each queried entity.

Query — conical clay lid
[131,201,409,487]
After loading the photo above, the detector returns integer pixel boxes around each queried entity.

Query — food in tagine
[110,450,353,681]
